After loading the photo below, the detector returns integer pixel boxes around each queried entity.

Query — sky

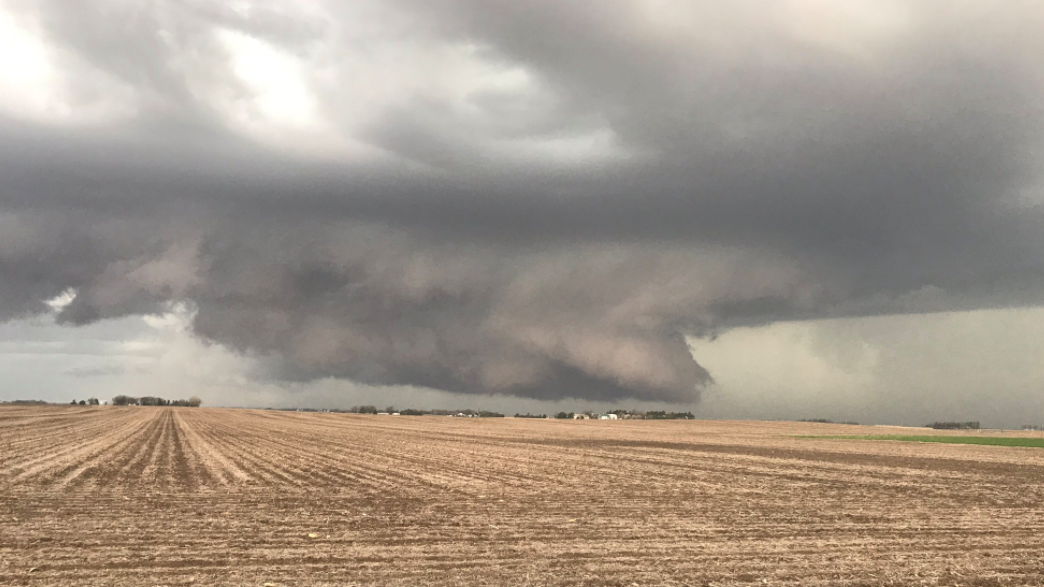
[0,0,1042,427]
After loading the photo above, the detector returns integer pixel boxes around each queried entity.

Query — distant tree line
[342,406,505,417]
[644,411,695,420]
[70,398,100,406]
[552,410,695,420]
[2,399,50,405]
[262,406,695,420]
[799,418,860,425]
[280,406,506,417]
[111,395,202,407]
[926,421,979,430]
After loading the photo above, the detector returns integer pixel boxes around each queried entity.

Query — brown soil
[2,406,1043,586]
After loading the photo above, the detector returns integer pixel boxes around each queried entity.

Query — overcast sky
[1,1,1042,426]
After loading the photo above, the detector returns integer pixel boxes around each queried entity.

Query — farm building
[573,413,590,420]
[599,414,618,420]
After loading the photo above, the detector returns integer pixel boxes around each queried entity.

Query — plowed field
[2,407,1044,586]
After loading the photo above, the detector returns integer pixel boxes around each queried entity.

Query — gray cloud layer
[1,0,1042,403]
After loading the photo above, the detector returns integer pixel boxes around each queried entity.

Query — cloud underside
[1,0,1042,401]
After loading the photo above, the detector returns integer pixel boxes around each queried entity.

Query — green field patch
[797,435,1044,448]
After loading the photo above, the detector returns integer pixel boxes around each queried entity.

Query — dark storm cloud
[1,0,1042,402]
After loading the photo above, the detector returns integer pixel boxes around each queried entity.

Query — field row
[2,407,1044,585]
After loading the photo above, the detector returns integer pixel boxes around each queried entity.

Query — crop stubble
[2,407,1044,586]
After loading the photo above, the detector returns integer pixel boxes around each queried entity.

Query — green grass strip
[796,435,1044,448]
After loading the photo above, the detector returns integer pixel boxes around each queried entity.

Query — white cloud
[0,7,139,125]
[218,28,317,131]
[44,289,76,312]
[0,9,59,119]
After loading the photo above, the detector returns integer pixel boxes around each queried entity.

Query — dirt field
[2,407,1044,586]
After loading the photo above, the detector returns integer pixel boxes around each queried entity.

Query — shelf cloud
[1,0,1042,402]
